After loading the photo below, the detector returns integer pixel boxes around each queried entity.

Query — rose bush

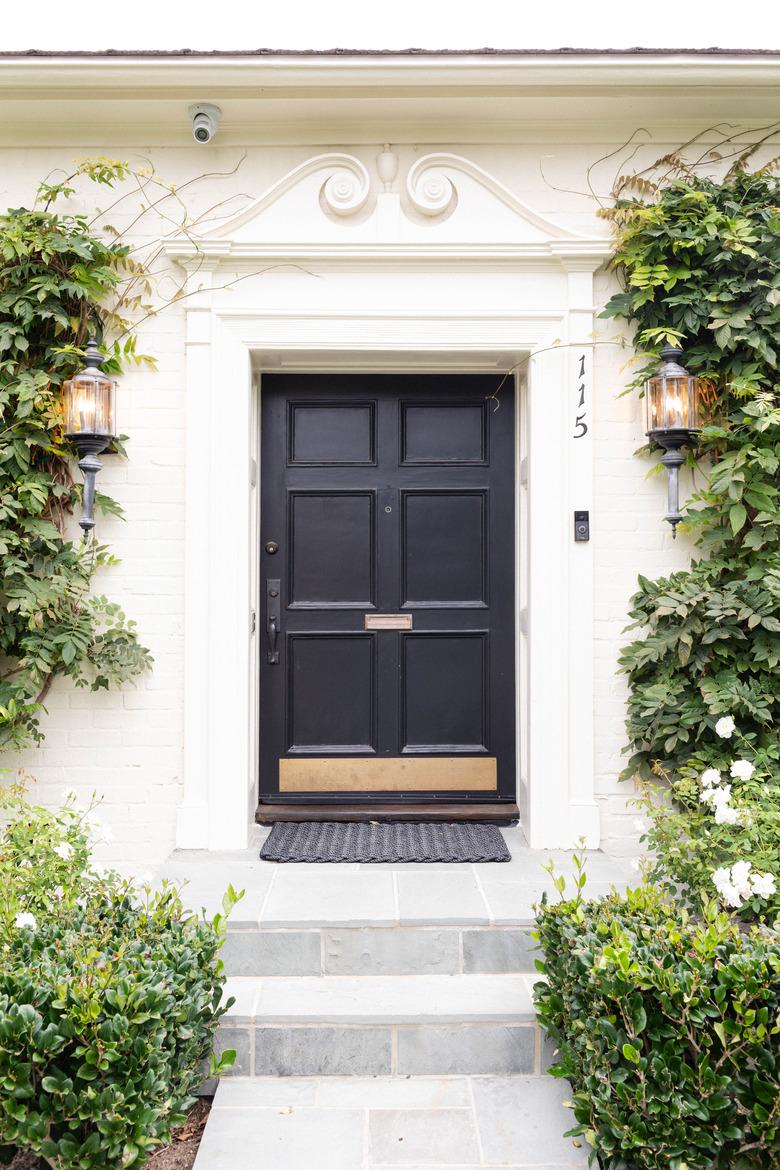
[634,715,779,925]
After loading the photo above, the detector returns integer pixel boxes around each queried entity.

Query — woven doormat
[260,821,510,863]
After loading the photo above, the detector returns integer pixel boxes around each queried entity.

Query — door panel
[289,492,376,607]
[401,401,488,464]
[287,634,376,752]
[401,633,488,751]
[289,401,376,465]
[259,373,515,804]
[401,490,487,607]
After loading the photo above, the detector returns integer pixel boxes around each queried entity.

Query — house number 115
[573,353,588,439]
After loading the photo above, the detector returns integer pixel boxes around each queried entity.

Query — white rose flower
[702,784,732,808]
[715,716,736,739]
[729,760,755,781]
[14,911,37,931]
[85,815,114,845]
[712,868,743,908]
[714,804,741,826]
[53,842,74,861]
[730,860,753,896]
[700,768,722,788]
[749,872,777,898]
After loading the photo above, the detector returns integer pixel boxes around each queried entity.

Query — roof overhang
[1,51,779,145]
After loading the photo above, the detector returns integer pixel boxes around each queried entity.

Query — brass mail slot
[364,613,413,631]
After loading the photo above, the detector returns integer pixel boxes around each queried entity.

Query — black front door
[258,374,516,805]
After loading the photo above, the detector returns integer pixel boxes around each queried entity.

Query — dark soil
[1,1098,212,1170]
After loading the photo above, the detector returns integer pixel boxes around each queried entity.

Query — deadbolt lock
[265,541,279,555]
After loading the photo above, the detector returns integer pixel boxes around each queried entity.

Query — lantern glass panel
[62,371,116,437]
[664,375,690,429]
[646,372,702,435]
[646,374,664,433]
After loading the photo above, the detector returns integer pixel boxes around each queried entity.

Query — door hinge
[250,608,256,635]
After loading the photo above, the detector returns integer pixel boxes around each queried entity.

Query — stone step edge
[221,924,542,977]
[225,918,538,931]
[211,1019,552,1080]
[221,973,541,1025]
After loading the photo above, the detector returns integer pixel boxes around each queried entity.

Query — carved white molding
[165,149,610,267]
[320,158,371,217]
[376,144,399,191]
[406,155,457,217]
[209,153,370,237]
[406,153,577,238]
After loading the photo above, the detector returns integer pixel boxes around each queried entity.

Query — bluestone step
[216,974,549,1076]
[221,924,541,976]
[192,1075,591,1169]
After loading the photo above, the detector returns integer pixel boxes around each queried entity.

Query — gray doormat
[260,821,511,863]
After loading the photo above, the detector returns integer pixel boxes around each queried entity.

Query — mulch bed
[1,1098,212,1170]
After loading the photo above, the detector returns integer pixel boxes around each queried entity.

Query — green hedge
[0,786,239,1170]
[534,885,780,1170]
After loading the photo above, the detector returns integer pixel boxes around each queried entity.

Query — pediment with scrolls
[165,149,611,265]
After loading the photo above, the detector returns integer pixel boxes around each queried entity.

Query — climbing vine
[602,168,780,772]
[0,162,154,749]
[599,149,780,917]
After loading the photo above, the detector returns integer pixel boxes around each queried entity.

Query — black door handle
[266,615,279,664]
[266,578,281,664]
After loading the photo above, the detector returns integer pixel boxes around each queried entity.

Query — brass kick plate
[280,757,497,792]
[364,613,413,630]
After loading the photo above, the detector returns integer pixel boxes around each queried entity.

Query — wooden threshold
[256,801,519,826]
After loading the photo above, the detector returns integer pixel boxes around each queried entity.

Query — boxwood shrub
[535,884,780,1170]
[0,785,239,1169]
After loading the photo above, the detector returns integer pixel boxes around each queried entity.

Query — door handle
[266,578,281,664]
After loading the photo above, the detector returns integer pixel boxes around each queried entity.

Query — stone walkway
[157,827,633,927]
[152,827,627,1169]
[194,1075,591,1169]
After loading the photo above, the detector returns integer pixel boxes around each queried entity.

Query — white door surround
[165,149,610,851]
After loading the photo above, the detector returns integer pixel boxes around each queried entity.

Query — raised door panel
[401,490,487,608]
[401,400,488,464]
[287,633,376,752]
[288,401,376,465]
[289,491,375,608]
[401,633,488,752]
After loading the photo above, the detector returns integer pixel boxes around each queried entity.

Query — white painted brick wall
[0,139,699,864]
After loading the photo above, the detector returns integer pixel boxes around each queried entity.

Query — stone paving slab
[193,1076,591,1169]
[153,828,634,931]
[254,974,537,1024]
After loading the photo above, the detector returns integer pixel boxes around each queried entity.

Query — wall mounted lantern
[62,335,117,541]
[645,343,703,537]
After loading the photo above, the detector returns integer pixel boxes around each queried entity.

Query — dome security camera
[188,104,222,144]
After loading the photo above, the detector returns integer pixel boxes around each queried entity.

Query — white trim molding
[169,151,602,851]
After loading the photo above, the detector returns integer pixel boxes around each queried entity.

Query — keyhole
[385,506,392,514]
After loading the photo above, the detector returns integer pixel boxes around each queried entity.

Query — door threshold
[256,801,520,825]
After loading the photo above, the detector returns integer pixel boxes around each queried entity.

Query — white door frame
[174,287,602,851]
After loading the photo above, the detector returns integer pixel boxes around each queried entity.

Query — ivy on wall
[601,163,780,917]
[602,170,780,775]
[0,164,152,749]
